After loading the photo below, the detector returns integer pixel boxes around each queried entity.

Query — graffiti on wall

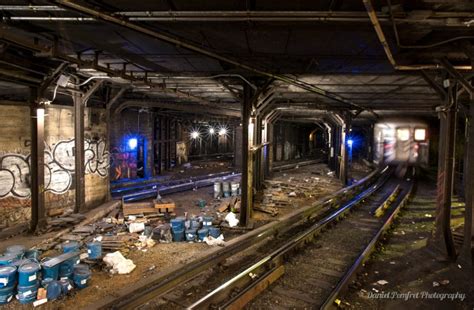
[0,138,109,198]
[110,147,137,181]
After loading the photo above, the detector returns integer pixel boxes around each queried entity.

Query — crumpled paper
[103,251,136,274]
[203,234,225,246]
[225,212,239,227]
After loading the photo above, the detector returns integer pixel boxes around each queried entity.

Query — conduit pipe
[362,0,472,71]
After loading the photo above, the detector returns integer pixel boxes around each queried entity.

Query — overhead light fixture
[218,128,227,136]
[128,138,138,150]
[191,131,200,139]
[209,127,215,135]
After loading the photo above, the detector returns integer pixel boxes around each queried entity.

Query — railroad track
[92,167,391,309]
[182,168,414,310]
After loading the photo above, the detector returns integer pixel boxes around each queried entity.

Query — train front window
[414,128,426,141]
[396,128,410,141]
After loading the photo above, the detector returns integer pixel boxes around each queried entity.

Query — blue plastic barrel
[0,266,16,288]
[25,249,39,260]
[0,285,15,304]
[190,219,201,230]
[41,278,53,288]
[198,228,209,241]
[59,260,74,280]
[41,257,59,280]
[209,227,221,238]
[17,283,39,304]
[185,229,197,241]
[170,218,185,231]
[0,253,17,266]
[62,241,79,253]
[46,280,62,300]
[6,245,26,259]
[87,242,102,259]
[202,216,213,227]
[59,278,73,294]
[18,261,40,286]
[73,265,91,289]
[172,228,185,242]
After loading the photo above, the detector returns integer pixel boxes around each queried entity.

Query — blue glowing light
[128,138,138,150]
[347,139,354,147]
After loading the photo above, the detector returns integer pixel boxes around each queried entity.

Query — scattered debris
[433,281,440,287]
[440,279,450,285]
[103,251,136,274]
[203,234,225,246]
[225,212,239,227]
[376,280,388,286]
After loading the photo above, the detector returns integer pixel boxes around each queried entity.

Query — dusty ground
[340,173,474,310]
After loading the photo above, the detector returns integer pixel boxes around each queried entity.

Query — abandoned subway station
[1,1,474,309]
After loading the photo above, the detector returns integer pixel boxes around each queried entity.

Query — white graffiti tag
[0,138,109,199]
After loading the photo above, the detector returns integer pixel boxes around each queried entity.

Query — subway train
[373,120,429,167]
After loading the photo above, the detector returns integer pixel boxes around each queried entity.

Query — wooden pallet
[154,200,176,214]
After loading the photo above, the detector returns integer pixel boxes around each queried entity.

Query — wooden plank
[227,265,285,310]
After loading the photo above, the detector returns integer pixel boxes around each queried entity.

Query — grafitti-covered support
[30,87,46,231]
[73,85,86,213]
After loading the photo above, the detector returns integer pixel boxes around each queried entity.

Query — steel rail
[187,168,393,309]
[320,170,414,309]
[92,167,384,309]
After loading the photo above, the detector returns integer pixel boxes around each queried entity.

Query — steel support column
[240,84,253,227]
[29,87,46,232]
[434,84,457,258]
[461,89,474,265]
[74,87,86,213]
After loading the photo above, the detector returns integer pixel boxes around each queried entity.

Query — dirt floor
[340,173,474,310]
[0,161,353,309]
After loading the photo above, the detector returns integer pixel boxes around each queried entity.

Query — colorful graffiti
[110,147,137,181]
[0,138,109,199]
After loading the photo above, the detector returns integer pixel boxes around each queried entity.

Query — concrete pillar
[434,84,457,258]
[29,87,46,232]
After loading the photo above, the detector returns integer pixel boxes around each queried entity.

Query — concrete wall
[0,104,110,227]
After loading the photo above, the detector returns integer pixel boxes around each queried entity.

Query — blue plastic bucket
[209,227,221,238]
[59,260,74,280]
[0,253,17,266]
[59,279,73,294]
[172,228,185,242]
[41,257,59,280]
[46,280,62,300]
[0,285,14,304]
[198,228,209,241]
[185,229,197,241]
[190,219,201,230]
[18,261,40,286]
[41,278,53,288]
[25,249,39,260]
[73,265,91,289]
[62,241,79,253]
[17,283,38,304]
[170,218,185,231]
[87,242,102,259]
[0,266,17,288]
[202,216,213,227]
[6,245,26,259]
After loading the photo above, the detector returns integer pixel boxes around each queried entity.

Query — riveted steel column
[435,84,457,258]
[74,88,86,213]
[30,87,46,232]
[461,87,474,265]
[240,84,253,227]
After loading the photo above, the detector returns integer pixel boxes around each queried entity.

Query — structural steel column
[435,84,457,258]
[461,90,474,265]
[74,90,86,213]
[30,87,46,232]
[266,122,274,178]
[240,84,253,227]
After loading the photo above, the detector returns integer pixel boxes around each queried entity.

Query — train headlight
[397,128,410,141]
[414,128,426,141]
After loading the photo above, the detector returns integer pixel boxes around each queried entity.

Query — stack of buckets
[0,241,95,305]
[170,217,185,242]
[214,180,241,199]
